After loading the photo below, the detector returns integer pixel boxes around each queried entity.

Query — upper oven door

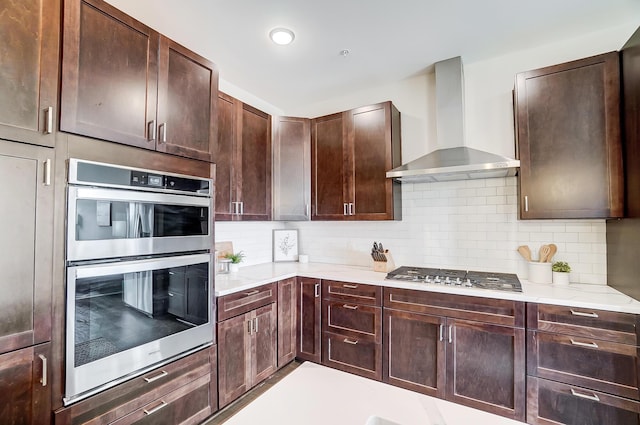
[67,186,213,262]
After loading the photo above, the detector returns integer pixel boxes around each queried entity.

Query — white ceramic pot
[552,271,570,285]
[229,263,240,273]
[528,261,552,284]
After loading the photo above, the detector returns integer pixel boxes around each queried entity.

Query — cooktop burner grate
[386,266,522,292]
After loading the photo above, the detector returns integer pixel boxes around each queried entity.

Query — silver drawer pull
[439,324,444,342]
[39,354,47,387]
[144,400,168,415]
[343,284,358,289]
[570,309,599,318]
[143,370,168,383]
[570,388,600,402]
[343,338,358,345]
[245,290,260,296]
[570,339,599,349]
[343,304,358,310]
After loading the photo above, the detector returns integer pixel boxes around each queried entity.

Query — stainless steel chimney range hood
[386,56,520,183]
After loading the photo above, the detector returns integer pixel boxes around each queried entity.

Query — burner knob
[455,278,461,285]
[445,277,450,284]
[465,278,472,287]
[434,276,440,284]
[425,276,432,283]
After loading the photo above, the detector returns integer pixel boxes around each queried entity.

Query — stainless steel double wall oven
[64,159,215,404]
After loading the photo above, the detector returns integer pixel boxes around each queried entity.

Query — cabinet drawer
[323,300,382,343]
[111,375,211,425]
[527,377,640,425]
[528,330,640,400]
[217,283,276,321]
[323,280,382,306]
[528,303,639,345]
[322,331,381,381]
[384,287,525,327]
[54,347,212,425]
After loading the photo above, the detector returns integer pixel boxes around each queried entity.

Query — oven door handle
[70,186,211,208]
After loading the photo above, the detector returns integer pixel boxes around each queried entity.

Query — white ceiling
[105,0,639,113]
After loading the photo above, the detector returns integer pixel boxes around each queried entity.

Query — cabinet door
[0,141,53,353]
[622,27,640,218]
[446,319,525,421]
[349,102,401,220]
[322,331,381,381]
[296,278,321,363]
[238,103,272,220]
[0,0,59,147]
[528,377,640,425]
[217,313,250,408]
[61,0,158,149]
[277,278,297,368]
[515,52,623,219]
[383,309,445,398]
[251,304,277,385]
[312,112,348,219]
[272,117,311,221]
[156,37,218,162]
[215,93,237,220]
[0,343,51,425]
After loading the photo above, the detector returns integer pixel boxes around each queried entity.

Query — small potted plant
[224,251,245,273]
[552,261,571,285]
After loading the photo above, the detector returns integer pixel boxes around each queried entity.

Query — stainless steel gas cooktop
[385,266,522,292]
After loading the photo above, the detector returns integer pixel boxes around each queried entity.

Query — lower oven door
[64,252,214,405]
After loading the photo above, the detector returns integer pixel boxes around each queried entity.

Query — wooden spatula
[517,245,532,262]
[546,244,557,262]
[539,245,551,262]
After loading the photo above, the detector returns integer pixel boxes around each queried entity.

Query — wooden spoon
[517,245,532,262]
[546,244,557,262]
[539,245,551,262]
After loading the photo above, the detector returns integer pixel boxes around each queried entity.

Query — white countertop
[215,262,640,314]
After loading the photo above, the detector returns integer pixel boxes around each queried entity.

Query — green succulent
[552,261,571,273]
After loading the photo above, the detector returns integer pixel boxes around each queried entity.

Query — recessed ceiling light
[269,28,295,45]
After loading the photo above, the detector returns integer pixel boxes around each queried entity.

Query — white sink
[365,416,403,425]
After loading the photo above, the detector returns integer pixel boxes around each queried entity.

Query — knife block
[373,251,395,273]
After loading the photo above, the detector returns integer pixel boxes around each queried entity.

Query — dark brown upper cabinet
[621,26,640,218]
[0,0,60,147]
[515,52,623,219]
[61,0,218,162]
[215,92,272,221]
[312,101,402,221]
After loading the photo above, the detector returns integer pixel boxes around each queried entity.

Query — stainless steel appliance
[386,266,522,292]
[64,159,215,405]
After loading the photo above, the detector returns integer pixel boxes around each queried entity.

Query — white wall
[216,22,637,284]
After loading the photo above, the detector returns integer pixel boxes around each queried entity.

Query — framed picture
[273,229,298,262]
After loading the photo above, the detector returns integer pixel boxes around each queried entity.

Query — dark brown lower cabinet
[0,343,51,425]
[528,377,640,425]
[323,331,381,381]
[296,277,321,363]
[217,303,277,408]
[277,278,297,368]
[54,346,215,425]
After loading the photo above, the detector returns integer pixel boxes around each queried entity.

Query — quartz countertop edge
[214,262,640,315]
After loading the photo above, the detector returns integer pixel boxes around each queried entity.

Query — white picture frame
[273,229,299,262]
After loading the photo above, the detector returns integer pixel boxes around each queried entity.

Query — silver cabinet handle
[343,284,358,289]
[349,202,355,215]
[148,120,157,141]
[45,106,53,134]
[144,401,168,415]
[343,338,358,345]
[305,203,309,217]
[570,309,599,318]
[524,195,529,212]
[439,324,444,342]
[247,319,253,334]
[448,325,453,344]
[570,388,600,402]
[245,290,259,296]
[168,292,174,297]
[314,283,320,298]
[39,354,47,387]
[143,370,168,383]
[253,317,258,333]
[159,122,167,143]
[43,159,51,186]
[240,202,244,215]
[570,339,599,349]
[342,304,358,310]
[343,203,348,216]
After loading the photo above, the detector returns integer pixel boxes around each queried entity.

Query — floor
[204,362,526,425]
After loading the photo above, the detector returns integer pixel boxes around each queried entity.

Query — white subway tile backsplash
[216,177,608,285]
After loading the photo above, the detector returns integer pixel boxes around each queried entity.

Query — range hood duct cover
[387,56,519,183]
